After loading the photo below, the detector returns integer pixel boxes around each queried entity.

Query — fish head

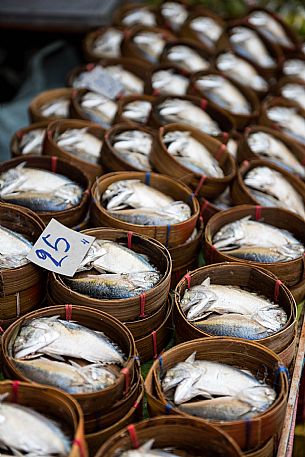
[102,180,140,210]
[174,366,205,405]
[162,361,196,392]
[213,218,247,250]
[14,318,59,359]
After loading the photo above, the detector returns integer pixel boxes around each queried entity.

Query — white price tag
[74,66,124,99]
[27,219,95,277]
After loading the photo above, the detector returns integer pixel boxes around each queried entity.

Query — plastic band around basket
[12,381,20,403]
[127,424,140,449]
[201,98,208,110]
[184,273,191,289]
[165,403,173,414]
[86,63,95,71]
[274,364,290,387]
[51,156,58,173]
[255,205,262,221]
[16,292,20,317]
[133,399,140,409]
[194,175,207,197]
[210,245,217,263]
[73,438,85,457]
[152,330,158,359]
[200,199,210,217]
[65,304,73,320]
[153,89,161,96]
[121,367,130,394]
[245,418,253,451]
[274,280,283,303]
[215,143,226,161]
[222,131,229,141]
[0,326,4,333]
[16,130,23,139]
[145,172,151,186]
[127,231,133,249]
[158,354,164,374]
[165,225,171,248]
[302,253,305,280]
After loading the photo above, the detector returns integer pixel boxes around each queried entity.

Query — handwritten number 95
[35,234,70,268]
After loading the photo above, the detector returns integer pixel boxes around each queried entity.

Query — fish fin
[139,439,155,451]
[202,277,211,286]
[185,352,196,363]
[0,393,9,404]
[45,353,65,362]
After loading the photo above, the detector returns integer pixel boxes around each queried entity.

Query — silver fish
[120,439,180,457]
[195,75,251,115]
[226,138,238,158]
[181,276,287,329]
[80,91,117,127]
[165,45,210,73]
[40,96,70,118]
[0,398,70,456]
[19,128,46,155]
[64,271,160,299]
[56,128,103,164]
[190,16,223,50]
[152,69,189,95]
[14,316,125,364]
[267,106,305,146]
[281,83,305,111]
[157,98,221,136]
[248,131,305,177]
[216,52,268,92]
[162,352,276,410]
[122,100,152,124]
[77,239,158,274]
[283,59,305,83]
[92,28,123,58]
[213,215,305,261]
[0,163,83,212]
[0,225,32,269]
[161,2,188,31]
[230,26,276,68]
[244,166,305,218]
[106,65,144,95]
[122,8,156,27]
[112,130,153,171]
[14,358,117,394]
[248,11,294,48]
[163,130,224,177]
[133,31,166,63]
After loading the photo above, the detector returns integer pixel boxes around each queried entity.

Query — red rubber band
[16,130,23,139]
[153,89,160,96]
[200,199,210,216]
[86,63,95,71]
[255,205,262,221]
[121,367,130,393]
[133,400,140,409]
[0,326,4,333]
[274,280,282,302]
[194,175,206,197]
[242,160,250,168]
[184,273,191,289]
[152,330,158,359]
[127,231,133,249]
[73,439,85,457]
[139,292,146,318]
[65,304,73,321]
[201,98,208,110]
[12,381,20,403]
[222,131,229,141]
[160,126,164,135]
[51,156,58,173]
[215,143,226,161]
[47,130,53,140]
[127,424,140,449]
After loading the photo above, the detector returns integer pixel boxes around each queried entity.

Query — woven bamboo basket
[28,88,73,123]
[0,155,90,227]
[100,122,155,173]
[67,58,150,92]
[204,205,305,287]
[245,437,275,457]
[112,3,157,28]
[174,263,297,365]
[259,97,305,150]
[90,171,199,248]
[216,23,283,80]
[198,194,231,224]
[231,159,305,215]
[48,228,171,322]
[144,63,191,96]
[289,276,305,303]
[120,25,176,66]
[151,122,236,199]
[83,26,124,61]
[114,94,155,126]
[124,299,168,341]
[71,210,90,232]
[189,70,260,130]
[149,94,235,142]
[237,125,305,173]
[86,381,144,456]
[0,380,87,457]
[10,121,49,157]
[94,415,243,457]
[144,337,289,451]
[43,119,104,182]
[1,305,137,417]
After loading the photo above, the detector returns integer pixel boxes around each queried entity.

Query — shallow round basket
[83,26,124,61]
[0,155,90,228]
[144,337,289,452]
[189,70,260,130]
[237,125,305,172]
[90,171,199,248]
[43,119,104,182]
[94,415,243,457]
[198,195,228,224]
[204,205,305,287]
[1,305,137,417]
[151,122,236,199]
[114,94,155,126]
[28,88,73,123]
[100,122,155,172]
[48,228,172,322]
[231,158,305,217]
[10,121,50,157]
[0,380,87,457]
[174,262,297,364]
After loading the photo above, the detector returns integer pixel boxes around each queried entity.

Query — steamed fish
[120,439,180,457]
[122,100,152,124]
[122,8,156,27]
[164,45,210,73]
[281,83,305,110]
[152,69,189,95]
[80,91,117,128]
[56,128,102,164]
[267,106,305,146]
[91,28,123,58]
[40,96,70,118]
[0,225,32,269]
[112,130,153,170]
[133,31,166,63]
[283,59,305,83]
[190,16,223,50]
[160,2,188,31]
[19,128,46,155]
[248,10,294,48]
[106,65,144,94]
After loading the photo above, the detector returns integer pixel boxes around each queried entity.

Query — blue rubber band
[187,192,195,203]
[165,225,171,248]
[158,355,163,372]
[245,418,252,449]
[145,172,151,186]
[165,403,173,415]
[274,364,289,386]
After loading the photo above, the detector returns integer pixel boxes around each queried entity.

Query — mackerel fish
[133,31,166,63]
[112,130,153,170]
[14,358,117,394]
[122,7,156,27]
[283,59,305,83]
[102,179,191,225]
[152,69,189,96]
[0,163,83,212]
[122,100,152,124]
[40,96,70,118]
[212,216,305,262]
[14,316,125,364]
[120,439,180,457]
[267,106,305,146]
[195,74,251,115]
[248,11,294,48]
[80,91,117,128]
[161,2,188,32]
[0,397,70,456]
[92,28,123,58]
[157,98,221,136]
[230,26,276,68]
[164,45,210,73]
[19,128,46,155]
[190,16,223,51]
[244,166,305,218]
[180,277,287,333]
[248,132,305,177]
[162,352,276,420]
[163,130,224,177]
[281,83,305,110]
[0,225,32,269]
[106,65,144,95]
[56,128,103,164]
